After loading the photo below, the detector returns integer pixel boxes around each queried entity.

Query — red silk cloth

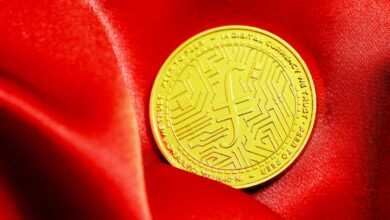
[0,0,388,219]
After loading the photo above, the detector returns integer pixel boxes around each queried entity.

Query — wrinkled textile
[0,0,388,219]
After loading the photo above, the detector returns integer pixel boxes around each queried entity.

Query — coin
[149,26,316,188]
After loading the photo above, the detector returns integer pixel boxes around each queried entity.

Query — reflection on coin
[149,26,316,188]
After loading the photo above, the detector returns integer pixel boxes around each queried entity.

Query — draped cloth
[0,0,388,219]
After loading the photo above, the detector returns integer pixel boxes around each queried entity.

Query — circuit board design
[150,26,316,188]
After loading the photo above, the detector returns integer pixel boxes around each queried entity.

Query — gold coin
[150,26,316,188]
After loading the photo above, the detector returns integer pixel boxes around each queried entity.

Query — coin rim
[149,25,317,189]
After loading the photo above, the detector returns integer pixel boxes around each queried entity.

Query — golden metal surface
[150,26,316,188]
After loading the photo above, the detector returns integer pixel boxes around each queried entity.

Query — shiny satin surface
[0,0,388,219]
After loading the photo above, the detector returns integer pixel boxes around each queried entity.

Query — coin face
[150,26,316,188]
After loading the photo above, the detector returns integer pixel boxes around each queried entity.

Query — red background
[0,0,388,219]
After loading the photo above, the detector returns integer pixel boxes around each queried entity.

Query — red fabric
[0,0,388,219]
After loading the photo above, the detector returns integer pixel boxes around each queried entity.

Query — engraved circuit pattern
[167,43,296,170]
